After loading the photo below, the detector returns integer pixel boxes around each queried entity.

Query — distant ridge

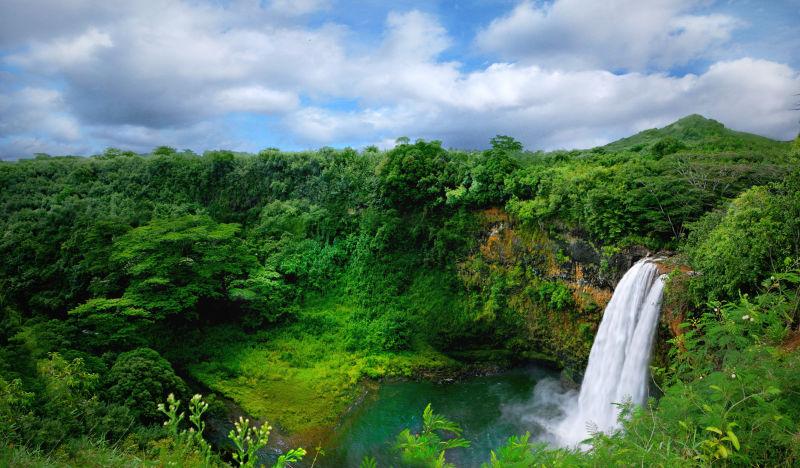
[602,114,789,153]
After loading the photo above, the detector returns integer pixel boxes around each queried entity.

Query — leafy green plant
[482,433,538,467]
[697,422,740,462]
[228,416,306,468]
[157,392,217,465]
[0,377,34,444]
[109,215,257,321]
[157,393,184,438]
[187,394,214,464]
[395,404,470,467]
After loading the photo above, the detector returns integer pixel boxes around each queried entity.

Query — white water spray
[523,258,666,447]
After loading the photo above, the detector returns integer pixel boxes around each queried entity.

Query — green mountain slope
[602,114,790,153]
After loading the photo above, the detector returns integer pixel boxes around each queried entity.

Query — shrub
[684,172,800,300]
[344,309,413,353]
[105,348,188,424]
[651,137,687,157]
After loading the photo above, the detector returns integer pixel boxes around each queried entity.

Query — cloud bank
[0,0,797,158]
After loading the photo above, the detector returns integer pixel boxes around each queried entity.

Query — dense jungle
[2,115,800,467]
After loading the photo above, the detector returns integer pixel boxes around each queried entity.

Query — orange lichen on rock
[659,268,692,347]
[480,206,510,224]
[572,284,612,311]
[654,260,692,276]
[475,211,555,273]
[575,264,585,282]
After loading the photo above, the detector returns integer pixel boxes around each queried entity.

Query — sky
[0,0,798,159]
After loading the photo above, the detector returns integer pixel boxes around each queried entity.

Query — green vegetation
[683,172,800,300]
[189,301,457,434]
[602,114,789,154]
[385,263,800,466]
[395,404,470,468]
[1,115,798,466]
[106,347,189,425]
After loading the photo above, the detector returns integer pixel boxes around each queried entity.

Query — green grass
[0,437,218,467]
[188,295,460,438]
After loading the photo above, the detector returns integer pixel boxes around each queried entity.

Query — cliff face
[454,207,688,376]
[454,209,606,373]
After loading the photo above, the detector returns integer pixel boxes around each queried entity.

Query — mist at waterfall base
[505,258,667,448]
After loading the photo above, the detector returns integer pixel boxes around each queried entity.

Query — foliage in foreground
[395,403,470,467]
[158,392,306,468]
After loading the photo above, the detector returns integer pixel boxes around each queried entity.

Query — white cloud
[0,137,90,159]
[382,10,451,61]
[4,0,349,129]
[476,0,742,71]
[0,1,796,158]
[214,86,299,113]
[0,87,86,158]
[0,0,119,48]
[0,87,81,141]
[685,58,799,138]
[288,58,799,150]
[86,120,243,153]
[9,28,113,72]
[285,105,422,143]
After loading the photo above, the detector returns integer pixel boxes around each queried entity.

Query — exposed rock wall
[458,207,688,376]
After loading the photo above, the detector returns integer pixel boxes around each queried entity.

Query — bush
[684,172,800,300]
[344,309,413,353]
[105,348,188,424]
[527,280,575,311]
[651,137,687,157]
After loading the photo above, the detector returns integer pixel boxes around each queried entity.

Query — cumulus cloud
[0,0,119,48]
[0,88,80,140]
[0,0,797,159]
[4,0,348,130]
[476,0,742,71]
[86,120,243,153]
[285,105,424,143]
[0,137,90,159]
[289,58,799,150]
[9,28,113,71]
[214,86,299,114]
[382,10,452,61]
[0,87,86,158]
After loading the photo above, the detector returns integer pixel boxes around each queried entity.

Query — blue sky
[0,0,798,159]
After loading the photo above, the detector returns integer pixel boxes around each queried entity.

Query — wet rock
[567,238,600,264]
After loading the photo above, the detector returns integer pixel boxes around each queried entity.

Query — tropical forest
[2,113,800,467]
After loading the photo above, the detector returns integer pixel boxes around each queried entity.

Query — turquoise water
[319,365,559,467]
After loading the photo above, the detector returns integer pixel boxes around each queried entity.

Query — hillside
[601,114,790,153]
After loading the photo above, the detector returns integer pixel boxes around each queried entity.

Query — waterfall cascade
[551,258,667,446]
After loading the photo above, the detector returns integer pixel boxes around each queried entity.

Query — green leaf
[726,429,740,451]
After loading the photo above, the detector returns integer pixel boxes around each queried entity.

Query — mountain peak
[667,114,725,131]
[602,114,784,153]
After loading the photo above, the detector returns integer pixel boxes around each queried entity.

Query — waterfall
[533,258,666,447]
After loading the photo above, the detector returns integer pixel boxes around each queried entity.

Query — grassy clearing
[189,295,460,438]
